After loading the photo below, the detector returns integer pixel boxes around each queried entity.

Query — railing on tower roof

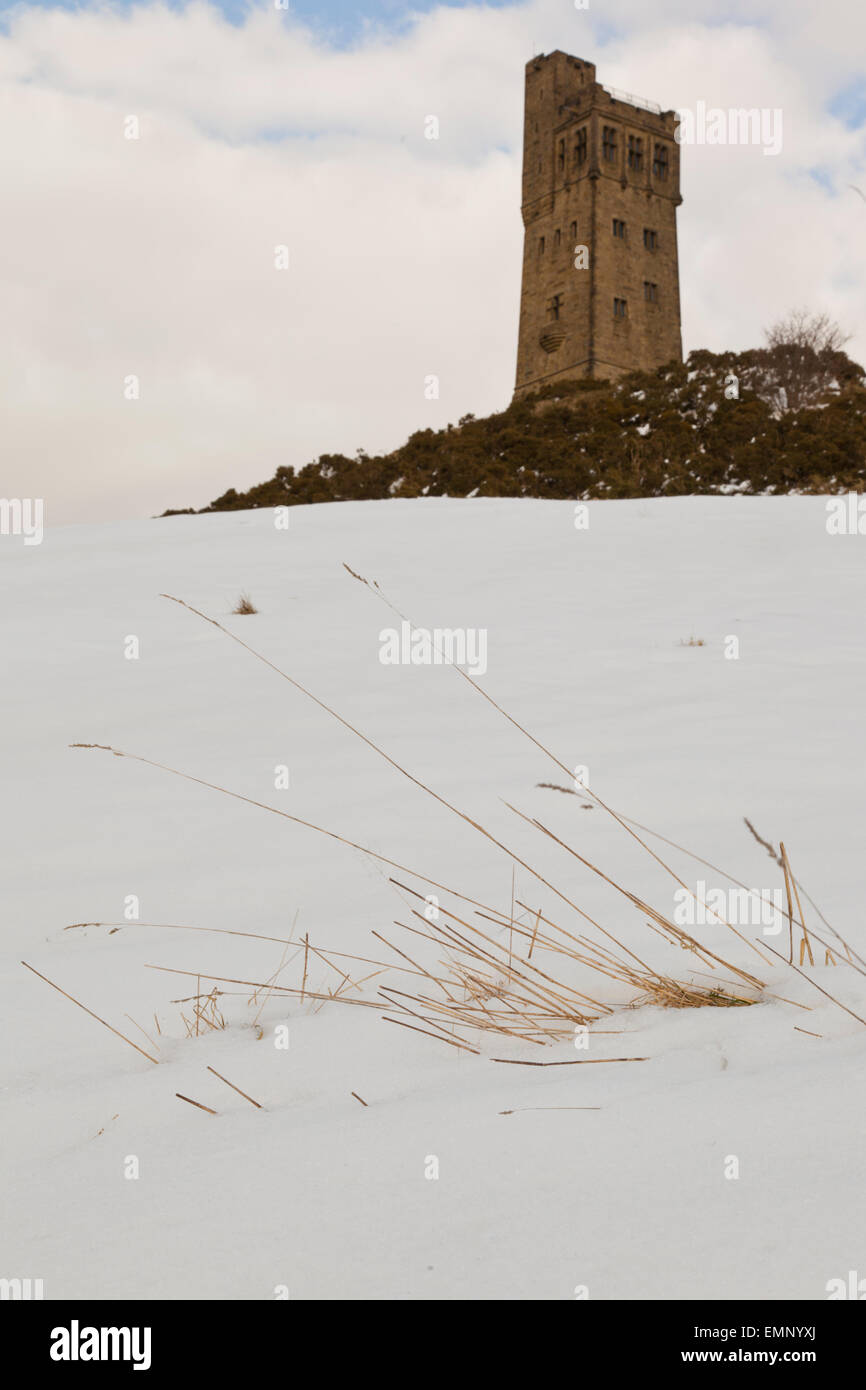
[603,85,664,116]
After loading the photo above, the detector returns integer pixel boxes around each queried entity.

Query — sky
[0,0,864,524]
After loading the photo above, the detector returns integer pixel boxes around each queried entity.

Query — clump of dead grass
[176,985,226,1037]
[59,575,866,1061]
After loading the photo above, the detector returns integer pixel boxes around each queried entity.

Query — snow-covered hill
[2,495,865,1300]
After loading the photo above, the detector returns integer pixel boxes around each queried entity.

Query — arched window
[653,144,669,179]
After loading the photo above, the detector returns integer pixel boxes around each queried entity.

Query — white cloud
[1,0,863,523]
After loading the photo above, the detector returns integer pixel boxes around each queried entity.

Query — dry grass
[61,575,866,1059]
[368,875,760,1052]
[175,986,226,1037]
[176,1092,217,1116]
[206,1064,262,1109]
[21,960,159,1064]
[232,592,258,615]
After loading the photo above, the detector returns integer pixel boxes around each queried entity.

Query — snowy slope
[2,495,865,1300]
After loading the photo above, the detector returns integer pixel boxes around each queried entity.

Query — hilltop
[164,348,866,516]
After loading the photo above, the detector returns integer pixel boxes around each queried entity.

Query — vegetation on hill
[164,334,866,516]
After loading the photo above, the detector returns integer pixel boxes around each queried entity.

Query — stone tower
[514,51,683,396]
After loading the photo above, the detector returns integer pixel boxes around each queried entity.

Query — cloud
[1,0,864,523]
[828,78,866,131]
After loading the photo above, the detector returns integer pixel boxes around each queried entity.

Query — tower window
[612,218,626,239]
[570,220,578,240]
[538,236,545,255]
[643,228,658,250]
[557,139,565,172]
[643,281,658,302]
[613,297,628,318]
[627,136,644,171]
[547,293,564,321]
[574,128,588,166]
[554,228,561,248]
[653,144,669,179]
[602,125,617,161]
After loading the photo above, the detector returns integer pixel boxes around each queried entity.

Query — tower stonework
[514,51,683,396]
